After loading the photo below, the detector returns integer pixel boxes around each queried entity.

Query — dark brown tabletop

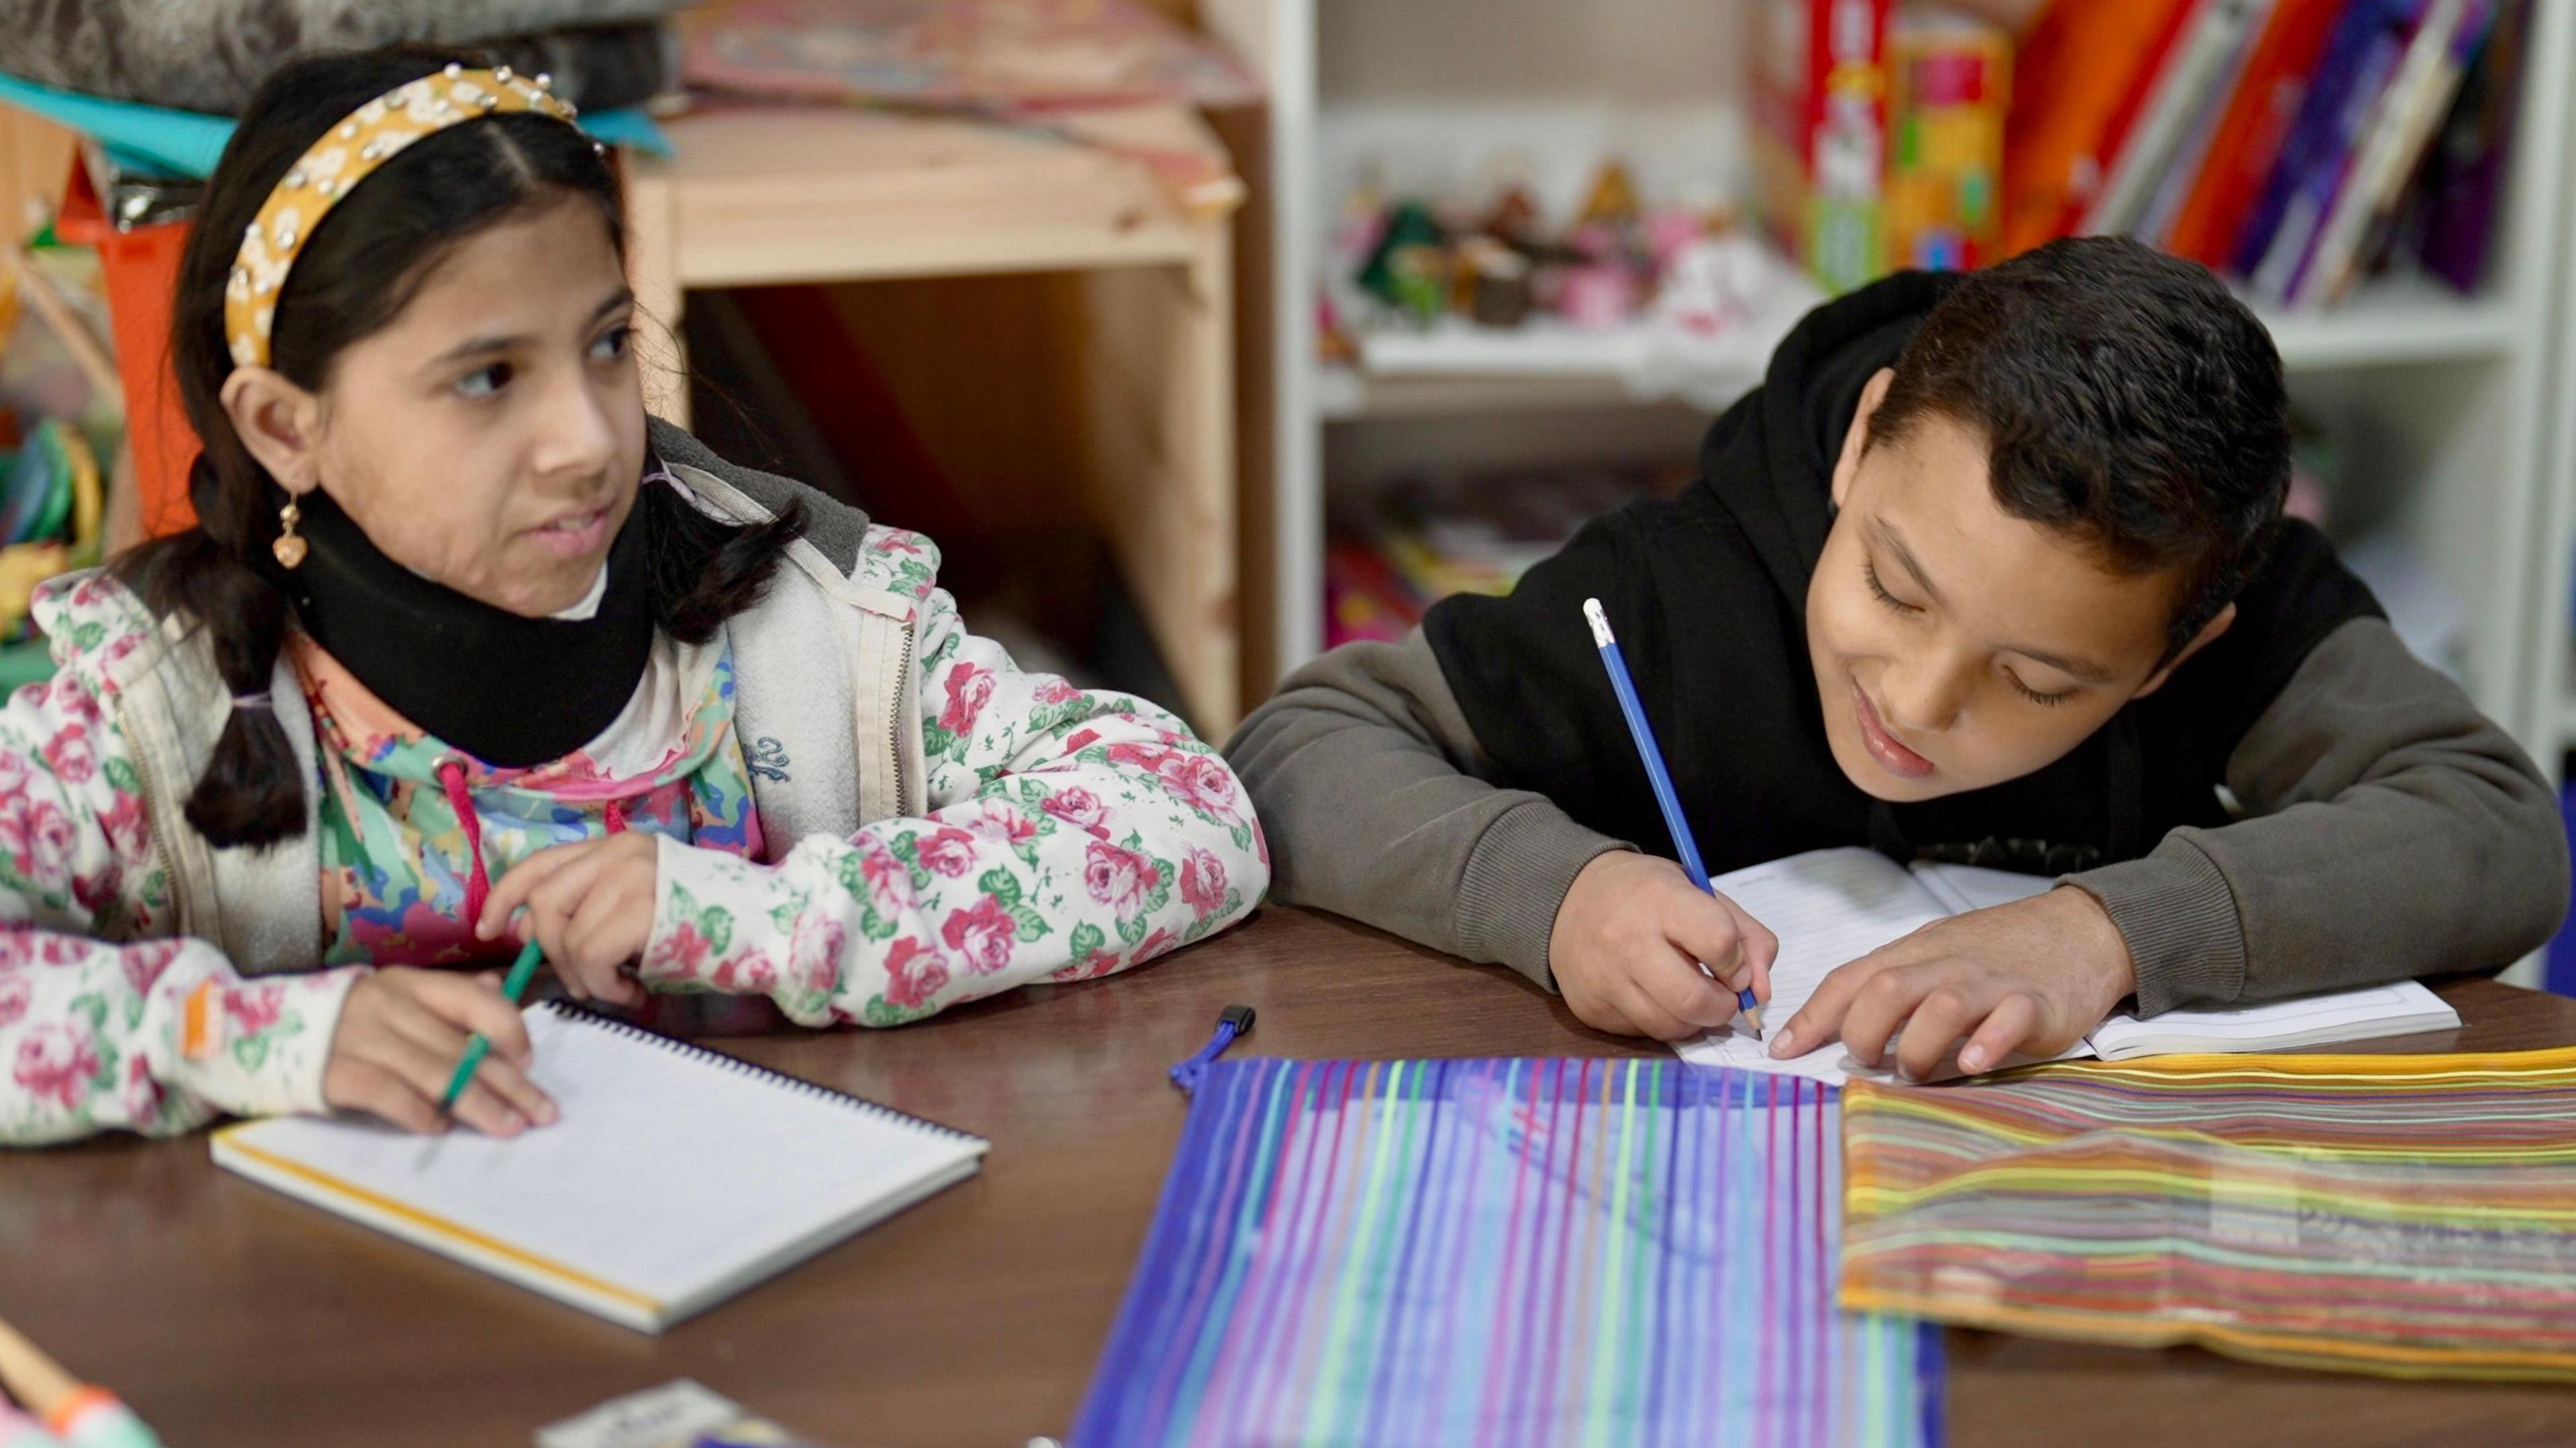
[5,905,2573,1447]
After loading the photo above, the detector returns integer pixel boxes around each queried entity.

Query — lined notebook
[211,1002,987,1332]
[1676,847,2459,1082]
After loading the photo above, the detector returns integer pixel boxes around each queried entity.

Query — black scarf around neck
[275,486,655,769]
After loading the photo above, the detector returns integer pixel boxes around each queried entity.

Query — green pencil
[439,937,545,1114]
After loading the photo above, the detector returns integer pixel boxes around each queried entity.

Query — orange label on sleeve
[182,979,219,1060]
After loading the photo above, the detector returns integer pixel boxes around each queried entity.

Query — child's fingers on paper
[1890,983,1994,1080]
[1839,965,1950,1068]
[414,970,539,1066]
[1717,895,1779,999]
[440,1076,531,1137]
[386,997,554,1127]
[1614,982,1701,1042]
[1772,954,1881,1057]
[1660,890,1749,989]
[1956,993,2040,1074]
[332,1060,447,1135]
[364,1028,488,1109]
[1636,948,1738,1031]
[473,1046,559,1127]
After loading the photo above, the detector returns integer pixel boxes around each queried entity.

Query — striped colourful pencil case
[1074,1056,1942,1447]
[1840,1046,2576,1382]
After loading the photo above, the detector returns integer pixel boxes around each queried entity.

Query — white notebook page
[2088,980,2459,1058]
[1671,848,2458,1080]
[1673,848,1954,1082]
[1909,860,2055,914]
[221,1007,983,1306]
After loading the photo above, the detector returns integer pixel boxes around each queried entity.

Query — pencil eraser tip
[1582,598,1613,647]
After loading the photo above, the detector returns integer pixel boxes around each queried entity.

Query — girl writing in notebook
[0,48,1267,1146]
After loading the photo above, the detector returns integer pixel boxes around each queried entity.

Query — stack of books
[2008,0,2526,306]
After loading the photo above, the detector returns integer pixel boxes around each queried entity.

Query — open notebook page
[1673,848,1955,1083]
[216,1006,985,1324]
[2087,980,2459,1058]
[1909,860,2055,914]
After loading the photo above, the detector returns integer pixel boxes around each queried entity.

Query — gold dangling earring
[272,497,307,569]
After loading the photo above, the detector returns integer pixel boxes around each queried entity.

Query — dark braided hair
[113,46,803,848]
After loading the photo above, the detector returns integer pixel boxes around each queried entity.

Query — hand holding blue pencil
[1582,598,1766,1038]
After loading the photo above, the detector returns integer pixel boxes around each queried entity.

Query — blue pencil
[1582,598,1764,1038]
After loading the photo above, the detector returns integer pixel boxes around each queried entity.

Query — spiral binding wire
[535,1000,986,1148]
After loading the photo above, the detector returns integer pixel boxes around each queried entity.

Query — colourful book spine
[2233,0,2425,289]
[2085,0,2272,238]
[2300,0,2494,305]
[2161,0,2351,268]
[1998,0,2198,256]
[2418,0,2528,292]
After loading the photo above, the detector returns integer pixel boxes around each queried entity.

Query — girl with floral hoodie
[1,48,1265,1146]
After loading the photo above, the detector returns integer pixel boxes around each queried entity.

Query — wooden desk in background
[5,907,2574,1447]
[623,103,1244,735]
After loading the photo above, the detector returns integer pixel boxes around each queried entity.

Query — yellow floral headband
[225,64,582,369]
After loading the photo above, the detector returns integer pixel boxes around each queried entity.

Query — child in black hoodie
[1229,238,2567,1078]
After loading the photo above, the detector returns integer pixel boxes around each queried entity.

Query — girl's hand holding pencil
[321,966,556,1137]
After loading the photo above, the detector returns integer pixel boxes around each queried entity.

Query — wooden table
[7,906,2575,1446]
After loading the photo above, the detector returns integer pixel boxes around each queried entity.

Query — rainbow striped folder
[1074,1056,1940,1447]
[1841,1045,2576,1381]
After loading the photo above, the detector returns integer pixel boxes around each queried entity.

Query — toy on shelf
[1336,159,1761,344]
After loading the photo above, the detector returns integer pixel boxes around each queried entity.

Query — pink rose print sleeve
[641,549,1269,1027]
[0,577,362,1144]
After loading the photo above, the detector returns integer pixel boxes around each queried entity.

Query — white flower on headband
[269,206,303,252]
[305,148,348,184]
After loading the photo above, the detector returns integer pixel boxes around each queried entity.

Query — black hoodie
[1423,271,2383,879]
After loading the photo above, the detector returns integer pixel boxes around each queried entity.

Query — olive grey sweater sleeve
[1225,630,1629,989]
[2067,616,2571,1015]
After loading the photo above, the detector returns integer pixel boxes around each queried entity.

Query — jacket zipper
[888,618,917,817]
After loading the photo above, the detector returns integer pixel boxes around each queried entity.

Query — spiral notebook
[211,1002,987,1333]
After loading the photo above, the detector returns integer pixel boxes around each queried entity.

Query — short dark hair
[1868,236,2290,657]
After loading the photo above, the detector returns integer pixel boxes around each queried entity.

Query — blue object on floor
[0,72,670,179]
